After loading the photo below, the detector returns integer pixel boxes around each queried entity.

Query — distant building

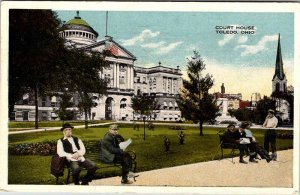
[134,63,182,121]
[12,12,182,122]
[239,100,251,109]
[213,83,242,110]
[271,34,290,122]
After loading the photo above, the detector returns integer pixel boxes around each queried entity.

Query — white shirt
[57,137,86,162]
[263,116,278,128]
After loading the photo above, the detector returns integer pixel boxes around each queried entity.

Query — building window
[120,76,125,84]
[276,83,280,92]
[42,97,46,107]
[120,98,127,109]
[137,77,140,83]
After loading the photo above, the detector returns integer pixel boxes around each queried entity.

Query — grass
[8,120,113,129]
[8,124,293,184]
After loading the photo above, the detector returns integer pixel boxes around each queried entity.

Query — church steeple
[272,33,285,81]
[272,33,287,94]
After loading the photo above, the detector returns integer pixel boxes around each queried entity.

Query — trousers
[114,152,133,180]
[69,158,97,185]
[264,129,277,154]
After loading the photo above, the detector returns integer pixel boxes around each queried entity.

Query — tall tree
[9,9,66,129]
[177,51,219,136]
[131,94,158,140]
[62,46,108,129]
[254,96,276,124]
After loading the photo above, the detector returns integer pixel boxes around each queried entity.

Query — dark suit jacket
[100,132,124,163]
[223,130,245,144]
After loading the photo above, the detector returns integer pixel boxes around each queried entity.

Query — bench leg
[230,149,235,164]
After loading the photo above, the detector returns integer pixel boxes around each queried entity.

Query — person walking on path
[57,123,97,185]
[101,124,134,184]
[263,109,278,161]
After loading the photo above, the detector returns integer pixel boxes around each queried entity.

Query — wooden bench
[55,140,137,184]
[218,134,239,163]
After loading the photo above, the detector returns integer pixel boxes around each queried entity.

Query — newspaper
[239,138,251,144]
[119,138,132,150]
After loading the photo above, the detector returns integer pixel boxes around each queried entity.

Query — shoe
[121,179,133,184]
[271,153,277,161]
[81,181,89,185]
[266,157,272,163]
[239,159,248,164]
[249,159,258,163]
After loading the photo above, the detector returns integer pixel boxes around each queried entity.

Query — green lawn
[8,124,293,184]
[8,120,113,129]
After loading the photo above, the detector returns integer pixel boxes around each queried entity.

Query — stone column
[131,66,134,90]
[127,65,130,89]
[116,63,119,88]
[113,63,116,88]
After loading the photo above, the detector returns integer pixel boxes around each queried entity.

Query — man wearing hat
[57,123,97,185]
[263,109,278,160]
[101,124,134,184]
[222,124,248,164]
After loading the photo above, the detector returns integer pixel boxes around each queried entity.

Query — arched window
[276,83,280,92]
[120,98,127,109]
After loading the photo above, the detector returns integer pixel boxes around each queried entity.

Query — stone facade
[12,12,182,122]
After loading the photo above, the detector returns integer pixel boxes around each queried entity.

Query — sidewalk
[90,149,293,187]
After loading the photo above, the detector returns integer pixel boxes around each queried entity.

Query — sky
[56,11,294,101]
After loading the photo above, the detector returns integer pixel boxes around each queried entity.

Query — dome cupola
[59,11,98,46]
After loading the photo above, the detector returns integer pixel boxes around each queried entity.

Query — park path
[90,149,293,188]
[8,121,293,135]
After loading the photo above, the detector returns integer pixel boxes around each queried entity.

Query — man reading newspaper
[101,124,135,184]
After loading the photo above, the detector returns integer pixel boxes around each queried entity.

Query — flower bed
[9,141,57,156]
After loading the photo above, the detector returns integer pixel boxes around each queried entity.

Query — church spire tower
[272,33,287,93]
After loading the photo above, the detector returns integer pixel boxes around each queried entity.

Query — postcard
[0,1,299,195]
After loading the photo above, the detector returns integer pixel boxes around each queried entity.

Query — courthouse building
[12,12,182,121]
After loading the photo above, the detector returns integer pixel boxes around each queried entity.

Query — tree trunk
[199,120,204,136]
[84,108,88,129]
[34,83,39,129]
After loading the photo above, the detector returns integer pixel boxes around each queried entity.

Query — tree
[54,90,76,122]
[271,91,294,124]
[9,9,66,129]
[228,108,255,122]
[177,51,219,136]
[131,94,158,140]
[61,47,108,129]
[254,96,276,124]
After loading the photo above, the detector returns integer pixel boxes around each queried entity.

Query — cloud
[238,36,248,44]
[155,41,183,54]
[218,35,235,46]
[141,41,165,49]
[121,29,160,46]
[236,34,278,56]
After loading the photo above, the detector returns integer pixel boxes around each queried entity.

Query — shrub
[9,141,57,156]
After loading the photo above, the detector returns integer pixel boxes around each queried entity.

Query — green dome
[62,12,98,38]
[66,17,91,28]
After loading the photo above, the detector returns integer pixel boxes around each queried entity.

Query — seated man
[57,123,97,185]
[101,125,134,184]
[222,124,248,164]
[238,122,258,163]
[243,122,272,163]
